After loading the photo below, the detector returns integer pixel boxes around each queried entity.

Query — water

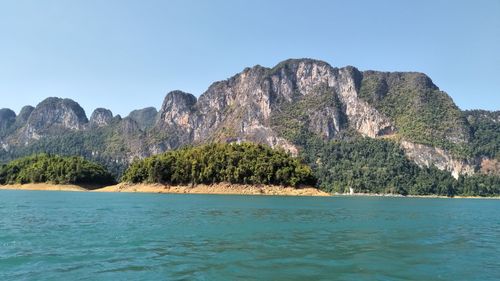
[0,191,499,281]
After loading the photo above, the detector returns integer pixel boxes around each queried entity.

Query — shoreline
[0,183,330,197]
[0,183,498,199]
[334,192,500,200]
[94,183,331,197]
[0,183,91,192]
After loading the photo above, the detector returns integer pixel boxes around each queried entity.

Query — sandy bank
[334,192,500,199]
[4,184,495,199]
[0,183,89,192]
[94,183,331,197]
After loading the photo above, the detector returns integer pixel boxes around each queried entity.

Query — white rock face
[90,108,113,128]
[0,141,9,151]
[400,140,475,179]
[335,67,394,138]
[16,97,88,144]
[158,91,197,129]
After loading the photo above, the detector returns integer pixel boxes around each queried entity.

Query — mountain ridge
[0,58,498,184]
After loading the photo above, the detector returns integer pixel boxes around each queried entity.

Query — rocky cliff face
[128,107,158,130]
[400,140,475,179]
[0,109,16,137]
[0,58,497,179]
[154,59,395,154]
[14,106,35,129]
[90,108,114,128]
[153,90,198,150]
[16,98,88,143]
[157,91,197,130]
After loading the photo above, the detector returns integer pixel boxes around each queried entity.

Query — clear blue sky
[0,0,499,116]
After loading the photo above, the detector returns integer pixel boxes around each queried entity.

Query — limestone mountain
[11,98,88,145]
[128,107,158,130]
[0,109,16,138]
[0,59,498,186]
[90,108,114,128]
[151,60,394,155]
[15,106,35,128]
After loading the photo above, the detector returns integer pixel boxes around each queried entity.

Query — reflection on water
[1,192,499,281]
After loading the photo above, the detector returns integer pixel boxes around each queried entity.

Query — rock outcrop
[157,91,197,130]
[127,107,158,130]
[480,158,500,175]
[14,106,35,128]
[90,108,113,128]
[400,140,475,179]
[0,109,16,137]
[154,90,198,149]
[18,98,88,142]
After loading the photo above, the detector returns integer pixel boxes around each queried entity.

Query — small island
[0,154,116,191]
[0,144,328,196]
[105,142,327,196]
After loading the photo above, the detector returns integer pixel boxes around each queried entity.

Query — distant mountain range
[0,58,498,187]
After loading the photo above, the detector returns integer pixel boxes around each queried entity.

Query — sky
[0,0,499,117]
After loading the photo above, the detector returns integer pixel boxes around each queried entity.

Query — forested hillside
[300,137,500,196]
[464,110,500,160]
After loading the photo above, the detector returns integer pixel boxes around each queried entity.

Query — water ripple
[0,191,499,281]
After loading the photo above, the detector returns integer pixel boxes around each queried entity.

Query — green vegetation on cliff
[300,137,500,196]
[270,84,346,143]
[0,154,115,186]
[122,143,315,187]
[359,72,469,156]
[465,110,500,160]
[301,137,456,195]
[0,125,134,178]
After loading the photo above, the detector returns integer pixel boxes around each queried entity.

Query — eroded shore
[95,183,330,196]
[2,184,498,199]
[0,183,90,192]
[0,183,330,197]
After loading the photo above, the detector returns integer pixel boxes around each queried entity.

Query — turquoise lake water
[0,191,499,281]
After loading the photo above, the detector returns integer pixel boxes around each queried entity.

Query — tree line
[0,154,115,186]
[122,142,316,187]
[0,141,498,196]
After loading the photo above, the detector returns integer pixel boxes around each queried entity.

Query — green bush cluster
[0,154,115,186]
[122,143,316,187]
